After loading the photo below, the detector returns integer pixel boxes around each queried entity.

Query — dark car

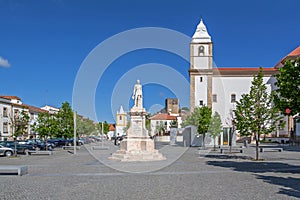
[0,141,35,154]
[47,138,73,147]
[24,139,54,150]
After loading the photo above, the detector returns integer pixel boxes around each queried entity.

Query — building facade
[189,19,289,145]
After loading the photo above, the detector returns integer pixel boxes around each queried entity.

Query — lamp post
[286,108,292,144]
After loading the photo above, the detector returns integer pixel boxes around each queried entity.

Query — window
[30,112,34,120]
[119,116,122,121]
[200,77,203,82]
[14,109,20,119]
[199,100,204,106]
[231,94,236,103]
[198,45,205,56]
[3,122,8,133]
[3,107,8,117]
[212,94,217,103]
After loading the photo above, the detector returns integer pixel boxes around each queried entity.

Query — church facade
[189,19,289,145]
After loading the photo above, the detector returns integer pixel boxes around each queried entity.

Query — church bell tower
[189,19,213,112]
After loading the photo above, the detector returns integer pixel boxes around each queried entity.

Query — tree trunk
[213,137,216,151]
[255,133,259,160]
[203,133,205,149]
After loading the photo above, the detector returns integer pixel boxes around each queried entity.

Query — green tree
[274,58,300,116]
[208,112,222,151]
[197,106,212,148]
[181,107,202,127]
[56,102,74,138]
[234,68,283,160]
[77,115,96,136]
[32,112,58,140]
[98,121,110,135]
[12,109,30,139]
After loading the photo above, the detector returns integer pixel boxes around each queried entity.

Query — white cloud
[0,56,11,67]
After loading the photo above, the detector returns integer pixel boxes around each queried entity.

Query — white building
[189,19,289,145]
[41,105,59,114]
[115,106,127,136]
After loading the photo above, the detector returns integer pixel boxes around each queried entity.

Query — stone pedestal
[109,107,165,161]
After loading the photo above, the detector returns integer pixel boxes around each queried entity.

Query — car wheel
[5,151,12,157]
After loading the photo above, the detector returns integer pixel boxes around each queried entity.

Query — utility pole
[73,111,77,155]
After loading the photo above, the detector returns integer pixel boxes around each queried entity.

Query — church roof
[117,105,126,114]
[191,19,211,43]
[274,45,300,68]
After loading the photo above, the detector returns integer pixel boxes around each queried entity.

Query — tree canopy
[197,106,212,148]
[274,58,300,116]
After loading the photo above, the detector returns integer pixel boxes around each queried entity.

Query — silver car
[0,145,14,157]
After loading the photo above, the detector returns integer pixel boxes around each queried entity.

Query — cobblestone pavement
[0,141,299,200]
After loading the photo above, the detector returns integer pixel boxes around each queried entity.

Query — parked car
[23,139,54,150]
[0,145,14,157]
[0,141,35,154]
[47,138,69,147]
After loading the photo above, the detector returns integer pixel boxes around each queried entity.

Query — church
[189,19,295,145]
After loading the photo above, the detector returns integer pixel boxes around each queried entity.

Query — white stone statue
[132,80,143,108]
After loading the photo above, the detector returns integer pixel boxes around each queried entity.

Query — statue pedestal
[109,108,166,161]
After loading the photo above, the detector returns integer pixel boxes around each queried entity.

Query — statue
[132,80,143,108]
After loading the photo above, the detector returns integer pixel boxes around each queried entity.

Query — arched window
[198,46,205,56]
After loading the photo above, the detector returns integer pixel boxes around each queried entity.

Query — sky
[0,0,299,123]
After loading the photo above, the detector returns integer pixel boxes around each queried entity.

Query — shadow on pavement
[256,175,300,199]
[207,160,300,199]
[205,154,252,160]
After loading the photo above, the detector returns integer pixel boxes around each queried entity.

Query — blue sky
[0,0,299,123]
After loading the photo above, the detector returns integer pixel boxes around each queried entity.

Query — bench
[28,151,53,156]
[220,148,243,154]
[92,146,109,150]
[260,147,283,152]
[0,165,28,176]
[62,146,81,150]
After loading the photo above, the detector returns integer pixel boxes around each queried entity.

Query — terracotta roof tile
[149,113,177,120]
[0,95,21,100]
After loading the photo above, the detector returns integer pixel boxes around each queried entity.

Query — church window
[119,116,122,121]
[231,94,236,103]
[200,77,203,82]
[212,94,217,103]
[198,46,205,56]
[199,100,204,106]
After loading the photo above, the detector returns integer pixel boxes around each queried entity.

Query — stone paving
[0,141,299,200]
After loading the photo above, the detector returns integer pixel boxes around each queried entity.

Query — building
[189,19,291,145]
[165,98,179,116]
[149,113,182,136]
[41,105,59,114]
[115,106,127,136]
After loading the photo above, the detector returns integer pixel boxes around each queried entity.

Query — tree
[56,102,74,138]
[208,112,222,151]
[77,115,96,136]
[181,107,202,127]
[32,112,58,140]
[12,109,30,139]
[274,58,300,116]
[234,68,283,160]
[197,106,212,148]
[98,121,110,135]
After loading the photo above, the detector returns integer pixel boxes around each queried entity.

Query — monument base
[109,138,166,162]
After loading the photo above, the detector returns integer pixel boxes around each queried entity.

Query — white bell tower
[189,19,213,112]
